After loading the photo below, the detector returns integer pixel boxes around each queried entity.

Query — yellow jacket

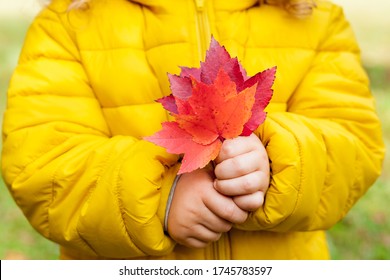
[2,0,385,259]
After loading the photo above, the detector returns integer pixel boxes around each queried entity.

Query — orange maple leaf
[145,37,276,174]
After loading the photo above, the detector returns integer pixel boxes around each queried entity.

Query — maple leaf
[240,67,277,136]
[145,37,276,174]
[175,69,256,145]
[144,122,222,174]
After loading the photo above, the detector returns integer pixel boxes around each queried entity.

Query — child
[1,0,385,259]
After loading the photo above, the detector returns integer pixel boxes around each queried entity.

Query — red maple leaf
[144,122,222,174]
[145,37,276,174]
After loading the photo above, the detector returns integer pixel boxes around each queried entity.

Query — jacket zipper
[193,0,226,260]
[194,0,211,61]
[193,0,219,259]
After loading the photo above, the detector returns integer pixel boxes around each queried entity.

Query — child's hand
[214,134,270,212]
[167,168,248,248]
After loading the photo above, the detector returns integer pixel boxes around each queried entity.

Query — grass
[328,179,390,259]
[0,13,389,260]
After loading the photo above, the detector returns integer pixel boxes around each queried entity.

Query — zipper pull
[195,0,204,10]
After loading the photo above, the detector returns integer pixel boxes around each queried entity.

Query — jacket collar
[129,0,260,11]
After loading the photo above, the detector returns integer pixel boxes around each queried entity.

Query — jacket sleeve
[237,5,385,232]
[1,7,179,258]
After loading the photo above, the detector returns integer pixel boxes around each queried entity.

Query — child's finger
[184,235,219,249]
[187,224,223,244]
[233,191,264,212]
[194,201,233,233]
[215,149,267,179]
[215,134,261,163]
[175,224,222,248]
[214,171,268,196]
[203,192,248,224]
[200,214,233,234]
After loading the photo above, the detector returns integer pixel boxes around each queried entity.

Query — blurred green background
[0,0,389,259]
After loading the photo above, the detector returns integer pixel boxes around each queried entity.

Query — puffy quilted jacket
[1,0,385,259]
